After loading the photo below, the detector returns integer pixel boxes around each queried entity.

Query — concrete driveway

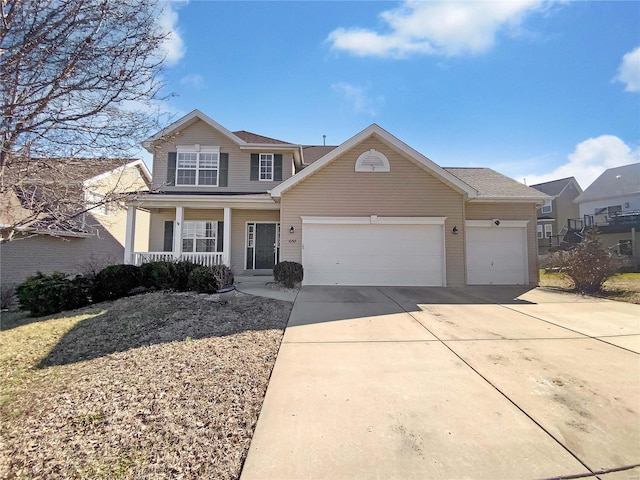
[241,286,640,480]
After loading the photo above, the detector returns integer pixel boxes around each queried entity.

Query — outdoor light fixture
[452,226,458,234]
[289,225,295,234]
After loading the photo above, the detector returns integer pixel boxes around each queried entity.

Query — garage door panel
[303,223,444,286]
[466,226,527,285]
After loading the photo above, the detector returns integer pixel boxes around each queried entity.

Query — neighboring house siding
[465,203,539,284]
[86,166,150,251]
[555,182,580,231]
[1,228,124,285]
[578,195,640,219]
[279,136,466,286]
[151,119,294,193]
[1,164,150,285]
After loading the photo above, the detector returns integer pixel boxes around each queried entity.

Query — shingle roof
[3,157,146,235]
[232,130,292,144]
[302,145,338,165]
[8,157,136,183]
[574,162,640,203]
[530,177,578,197]
[445,168,548,199]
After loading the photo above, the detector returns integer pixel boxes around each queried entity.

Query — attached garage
[465,220,529,285]
[302,216,446,286]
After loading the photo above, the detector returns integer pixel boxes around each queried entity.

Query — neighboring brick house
[530,177,582,254]
[0,158,151,285]
[124,110,549,286]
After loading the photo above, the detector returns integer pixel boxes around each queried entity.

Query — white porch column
[223,207,232,266]
[124,206,137,264]
[173,206,184,260]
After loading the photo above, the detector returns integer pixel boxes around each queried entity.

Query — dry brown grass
[540,271,640,304]
[0,291,293,479]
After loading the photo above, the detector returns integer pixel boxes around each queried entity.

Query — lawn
[0,291,293,479]
[539,271,640,304]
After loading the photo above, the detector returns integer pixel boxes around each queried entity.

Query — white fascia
[83,159,152,187]
[142,109,247,152]
[301,216,447,225]
[468,195,552,205]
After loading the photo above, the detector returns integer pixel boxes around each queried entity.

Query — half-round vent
[355,149,390,172]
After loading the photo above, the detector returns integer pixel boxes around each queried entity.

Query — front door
[247,222,279,270]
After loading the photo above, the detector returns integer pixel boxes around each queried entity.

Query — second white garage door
[302,217,446,286]
[465,221,529,285]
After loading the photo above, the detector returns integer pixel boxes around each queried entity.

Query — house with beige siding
[530,177,582,254]
[1,159,151,285]
[125,110,549,286]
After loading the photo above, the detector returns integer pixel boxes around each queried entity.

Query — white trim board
[301,216,447,225]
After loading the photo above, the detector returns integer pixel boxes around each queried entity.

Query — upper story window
[541,200,552,214]
[259,153,274,181]
[176,146,219,186]
[250,153,282,182]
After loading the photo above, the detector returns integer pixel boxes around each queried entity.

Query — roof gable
[142,109,247,151]
[574,163,640,203]
[271,124,477,198]
[530,177,581,197]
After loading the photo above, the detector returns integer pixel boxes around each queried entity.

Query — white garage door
[302,217,445,286]
[466,222,528,285]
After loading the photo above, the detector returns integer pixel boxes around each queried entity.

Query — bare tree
[0,0,172,240]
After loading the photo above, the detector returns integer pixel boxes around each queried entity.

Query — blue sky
[151,0,640,189]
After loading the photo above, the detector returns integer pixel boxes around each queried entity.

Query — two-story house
[1,158,151,285]
[530,177,582,255]
[573,162,640,260]
[125,110,549,286]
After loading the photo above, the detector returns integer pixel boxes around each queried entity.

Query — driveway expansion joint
[375,286,599,478]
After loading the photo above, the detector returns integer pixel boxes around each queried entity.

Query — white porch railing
[133,252,224,267]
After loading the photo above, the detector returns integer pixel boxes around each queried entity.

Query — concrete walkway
[241,286,640,480]
[234,275,299,302]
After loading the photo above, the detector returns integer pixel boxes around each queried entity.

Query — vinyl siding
[555,182,580,233]
[1,164,150,285]
[279,136,466,286]
[147,207,279,273]
[152,119,295,193]
[465,202,539,284]
[85,165,150,251]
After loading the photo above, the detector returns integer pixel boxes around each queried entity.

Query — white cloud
[332,82,383,116]
[521,135,640,189]
[180,73,204,89]
[157,2,186,66]
[327,0,553,58]
[614,46,640,93]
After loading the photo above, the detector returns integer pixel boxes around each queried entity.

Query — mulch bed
[0,291,293,479]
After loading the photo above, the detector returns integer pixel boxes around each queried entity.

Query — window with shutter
[174,146,220,186]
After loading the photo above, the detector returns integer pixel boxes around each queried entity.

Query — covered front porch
[124,194,282,273]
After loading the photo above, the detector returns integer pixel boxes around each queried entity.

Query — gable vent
[355,149,390,172]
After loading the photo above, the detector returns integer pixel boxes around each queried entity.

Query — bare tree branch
[0,0,173,239]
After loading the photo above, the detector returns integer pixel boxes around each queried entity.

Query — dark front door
[255,223,277,269]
